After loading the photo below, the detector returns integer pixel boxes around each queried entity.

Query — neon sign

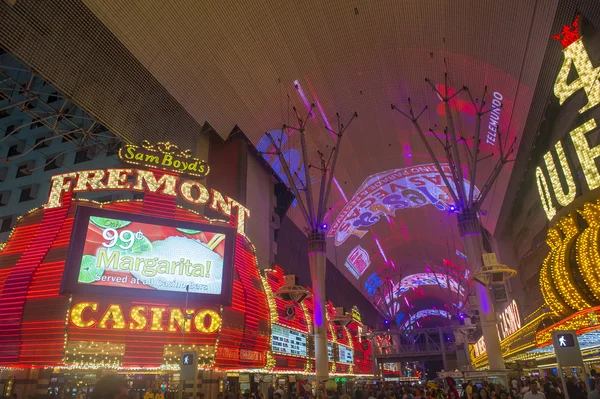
[536,16,600,220]
[344,246,371,278]
[44,168,250,234]
[119,141,209,177]
[69,302,221,333]
[328,164,479,245]
[351,306,362,323]
[435,84,504,147]
[474,336,486,357]
[498,300,521,340]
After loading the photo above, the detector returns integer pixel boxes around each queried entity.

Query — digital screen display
[328,342,333,361]
[338,344,354,364]
[271,325,307,356]
[557,334,576,347]
[182,353,195,365]
[64,207,235,303]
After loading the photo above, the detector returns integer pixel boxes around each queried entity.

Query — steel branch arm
[469,112,482,207]
[392,104,460,207]
[474,158,504,212]
[318,112,357,224]
[299,115,316,228]
[441,75,467,207]
[466,86,487,208]
[266,131,312,226]
[316,154,327,227]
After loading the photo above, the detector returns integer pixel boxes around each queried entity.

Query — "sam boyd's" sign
[119,140,209,177]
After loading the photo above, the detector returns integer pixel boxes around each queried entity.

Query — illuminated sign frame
[119,141,209,177]
[62,206,236,305]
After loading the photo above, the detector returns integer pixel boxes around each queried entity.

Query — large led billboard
[338,344,354,364]
[271,325,307,356]
[63,206,235,304]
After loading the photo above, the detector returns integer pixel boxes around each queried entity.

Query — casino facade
[469,15,600,373]
[0,136,376,398]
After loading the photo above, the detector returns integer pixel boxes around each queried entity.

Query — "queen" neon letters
[537,17,600,220]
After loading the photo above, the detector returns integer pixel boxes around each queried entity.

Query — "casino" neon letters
[69,302,221,333]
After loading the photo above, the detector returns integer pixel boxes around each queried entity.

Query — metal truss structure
[0,49,120,171]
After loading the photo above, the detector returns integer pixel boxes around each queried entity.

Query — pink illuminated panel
[344,245,371,279]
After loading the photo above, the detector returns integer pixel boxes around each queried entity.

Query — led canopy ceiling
[329,164,480,246]
[400,309,453,330]
[395,273,466,297]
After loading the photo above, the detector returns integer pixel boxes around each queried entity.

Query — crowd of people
[73,373,600,399]
[509,376,597,399]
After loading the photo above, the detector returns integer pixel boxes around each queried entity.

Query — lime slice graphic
[78,255,104,283]
[176,228,202,235]
[128,236,153,254]
[90,217,131,229]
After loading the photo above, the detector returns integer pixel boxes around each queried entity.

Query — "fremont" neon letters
[45,168,250,234]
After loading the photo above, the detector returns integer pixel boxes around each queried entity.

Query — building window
[44,154,64,171]
[34,135,50,149]
[19,184,38,202]
[74,149,92,164]
[0,168,7,182]
[15,161,34,178]
[3,125,14,138]
[0,109,9,119]
[7,143,23,158]
[0,191,10,207]
[0,216,13,233]
[47,92,59,103]
[30,118,44,130]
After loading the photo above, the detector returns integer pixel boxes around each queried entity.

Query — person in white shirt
[524,382,546,399]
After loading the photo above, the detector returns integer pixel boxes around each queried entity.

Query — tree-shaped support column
[392,75,516,370]
[265,105,357,382]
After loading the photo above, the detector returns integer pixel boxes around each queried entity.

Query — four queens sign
[329,164,479,246]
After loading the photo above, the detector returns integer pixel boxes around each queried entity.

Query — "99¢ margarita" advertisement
[77,216,227,294]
